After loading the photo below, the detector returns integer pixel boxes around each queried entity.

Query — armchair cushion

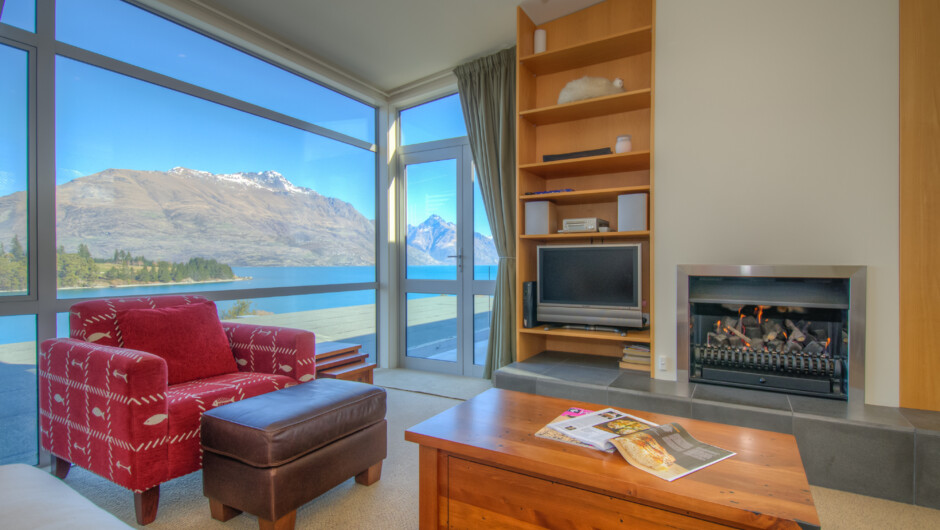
[165,372,296,477]
[118,300,237,385]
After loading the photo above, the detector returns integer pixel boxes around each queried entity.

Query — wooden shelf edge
[519,25,653,75]
[519,89,652,125]
[519,185,650,203]
[519,327,651,343]
[520,151,651,177]
[520,230,649,241]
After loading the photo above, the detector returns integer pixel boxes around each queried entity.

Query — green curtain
[454,47,516,378]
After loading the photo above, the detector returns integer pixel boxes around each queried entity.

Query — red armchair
[38,295,315,525]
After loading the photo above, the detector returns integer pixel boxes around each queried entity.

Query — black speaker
[522,281,537,328]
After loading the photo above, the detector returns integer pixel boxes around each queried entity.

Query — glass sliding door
[400,141,493,376]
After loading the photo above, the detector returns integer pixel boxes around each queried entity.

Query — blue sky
[0,0,34,32]
[401,94,467,146]
[3,0,491,235]
[57,0,375,143]
[400,94,492,237]
[0,45,27,198]
[55,56,377,218]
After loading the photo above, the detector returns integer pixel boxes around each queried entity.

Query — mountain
[5,167,376,267]
[406,214,498,266]
[0,167,500,268]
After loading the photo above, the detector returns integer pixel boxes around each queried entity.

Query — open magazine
[547,407,657,451]
[534,407,616,453]
[543,408,735,481]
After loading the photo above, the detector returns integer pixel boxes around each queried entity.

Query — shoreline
[57,275,251,291]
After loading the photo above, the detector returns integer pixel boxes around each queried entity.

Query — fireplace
[677,266,866,403]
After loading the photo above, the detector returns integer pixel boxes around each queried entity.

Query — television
[537,244,646,330]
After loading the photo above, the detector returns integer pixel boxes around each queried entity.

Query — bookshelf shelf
[519,26,653,75]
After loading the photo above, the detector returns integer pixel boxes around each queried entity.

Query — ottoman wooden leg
[209,498,243,522]
[259,510,296,530]
[355,461,382,486]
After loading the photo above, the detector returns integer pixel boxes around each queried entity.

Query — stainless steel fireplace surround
[677,265,867,405]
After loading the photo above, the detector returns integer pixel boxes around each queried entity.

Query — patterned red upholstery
[165,372,295,479]
[222,322,316,382]
[39,295,315,496]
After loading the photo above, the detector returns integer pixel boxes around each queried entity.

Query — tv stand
[560,324,625,335]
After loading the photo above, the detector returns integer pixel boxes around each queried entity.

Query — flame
[826,337,831,350]
[757,306,764,323]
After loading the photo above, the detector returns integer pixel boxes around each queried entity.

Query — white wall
[654,0,899,405]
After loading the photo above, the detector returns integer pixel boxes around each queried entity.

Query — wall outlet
[658,355,667,370]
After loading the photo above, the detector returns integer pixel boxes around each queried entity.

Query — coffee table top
[405,388,819,529]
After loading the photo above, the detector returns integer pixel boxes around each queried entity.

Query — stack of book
[620,343,651,372]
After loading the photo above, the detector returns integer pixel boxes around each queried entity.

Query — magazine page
[547,408,658,451]
[534,407,615,452]
[610,423,736,482]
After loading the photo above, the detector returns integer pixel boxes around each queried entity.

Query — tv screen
[539,244,639,308]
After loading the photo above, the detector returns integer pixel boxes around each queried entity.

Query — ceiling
[193,0,602,95]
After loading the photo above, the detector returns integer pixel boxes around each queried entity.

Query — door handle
[447,251,463,272]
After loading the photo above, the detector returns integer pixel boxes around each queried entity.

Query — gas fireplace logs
[691,304,847,399]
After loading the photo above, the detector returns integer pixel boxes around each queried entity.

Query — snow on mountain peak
[169,167,213,179]
[168,167,314,195]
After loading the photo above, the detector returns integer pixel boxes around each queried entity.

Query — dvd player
[561,217,609,233]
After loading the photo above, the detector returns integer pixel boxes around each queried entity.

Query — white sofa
[0,464,131,529]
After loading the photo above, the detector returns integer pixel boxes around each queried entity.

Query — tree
[156,261,171,282]
[220,300,255,320]
[10,236,25,261]
[77,243,92,260]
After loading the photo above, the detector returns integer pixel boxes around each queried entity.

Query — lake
[1,265,499,343]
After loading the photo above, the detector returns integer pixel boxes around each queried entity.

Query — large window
[1,0,379,464]
[55,57,375,296]
[0,43,29,297]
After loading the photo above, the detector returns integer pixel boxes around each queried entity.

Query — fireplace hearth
[678,266,866,403]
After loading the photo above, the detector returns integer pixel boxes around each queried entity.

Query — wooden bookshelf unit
[515,0,655,373]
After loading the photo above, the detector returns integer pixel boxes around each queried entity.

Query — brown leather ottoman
[201,379,387,530]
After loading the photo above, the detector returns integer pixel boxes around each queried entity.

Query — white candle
[534,29,546,54]
[615,135,632,154]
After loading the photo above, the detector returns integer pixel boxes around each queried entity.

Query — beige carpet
[373,368,493,400]
[62,387,457,529]
[55,370,940,529]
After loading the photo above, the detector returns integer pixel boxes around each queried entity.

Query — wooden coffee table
[405,388,819,529]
